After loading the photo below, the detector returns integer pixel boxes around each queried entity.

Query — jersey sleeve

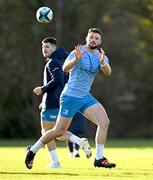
[66,50,75,61]
[41,61,62,94]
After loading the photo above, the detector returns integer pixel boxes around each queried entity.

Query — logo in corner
[63,109,69,115]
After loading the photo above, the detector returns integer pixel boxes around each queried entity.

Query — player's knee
[105,117,110,128]
[54,127,67,137]
[99,117,110,128]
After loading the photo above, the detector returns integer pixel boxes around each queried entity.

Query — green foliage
[0,0,153,138]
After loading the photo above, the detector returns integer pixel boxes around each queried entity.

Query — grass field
[0,139,153,180]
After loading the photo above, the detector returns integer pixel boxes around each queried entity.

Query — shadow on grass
[0,171,78,176]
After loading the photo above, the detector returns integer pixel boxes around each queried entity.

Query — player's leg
[56,95,91,158]
[80,95,116,168]
[83,103,109,145]
[25,115,91,169]
[25,95,91,169]
[25,115,72,169]
[83,103,116,168]
[55,119,91,158]
[40,108,60,168]
[40,115,91,159]
[41,121,60,168]
[42,115,72,143]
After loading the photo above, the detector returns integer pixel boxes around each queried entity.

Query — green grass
[0,139,153,180]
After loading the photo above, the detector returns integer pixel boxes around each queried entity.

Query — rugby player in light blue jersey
[25,37,91,170]
[25,28,116,169]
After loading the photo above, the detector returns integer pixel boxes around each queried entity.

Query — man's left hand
[99,48,105,65]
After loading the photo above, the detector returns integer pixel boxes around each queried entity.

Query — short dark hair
[88,28,102,36]
[42,37,57,45]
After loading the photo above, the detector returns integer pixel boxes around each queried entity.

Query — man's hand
[98,48,112,76]
[63,44,86,72]
[74,44,86,61]
[99,48,105,65]
[33,87,43,96]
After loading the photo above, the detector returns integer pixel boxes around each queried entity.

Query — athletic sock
[30,140,44,153]
[70,134,81,146]
[95,144,104,160]
[49,149,59,164]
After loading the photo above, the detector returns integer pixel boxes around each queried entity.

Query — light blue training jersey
[62,45,109,98]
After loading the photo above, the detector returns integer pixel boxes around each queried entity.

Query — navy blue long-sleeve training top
[41,47,68,109]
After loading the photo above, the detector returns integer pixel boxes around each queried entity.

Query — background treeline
[0,0,153,139]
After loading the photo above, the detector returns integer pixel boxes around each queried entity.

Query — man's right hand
[33,87,43,96]
[74,44,86,61]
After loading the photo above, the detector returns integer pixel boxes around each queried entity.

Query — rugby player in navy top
[25,28,116,169]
